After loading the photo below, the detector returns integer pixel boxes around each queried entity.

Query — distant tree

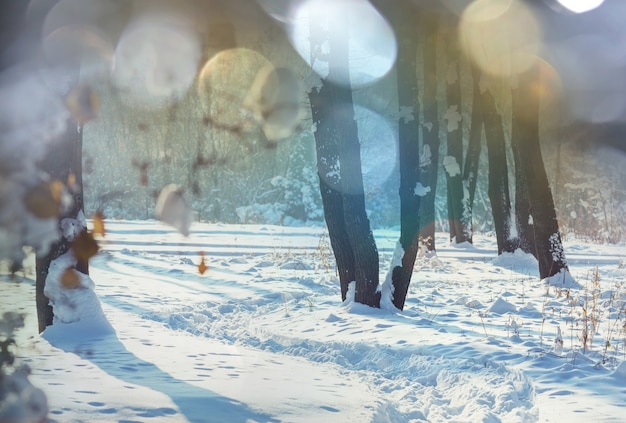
[308,13,380,307]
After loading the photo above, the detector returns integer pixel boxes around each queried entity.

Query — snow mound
[492,249,538,273]
[545,268,581,289]
[612,361,626,379]
[42,252,113,344]
[489,297,518,314]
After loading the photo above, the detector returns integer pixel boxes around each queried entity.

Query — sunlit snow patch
[489,297,517,315]
[492,248,538,275]
[545,268,581,289]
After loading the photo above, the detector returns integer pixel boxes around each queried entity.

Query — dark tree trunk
[511,85,536,256]
[443,22,468,244]
[463,73,482,221]
[330,14,379,307]
[35,120,87,333]
[308,11,380,307]
[419,13,441,254]
[512,66,569,280]
[310,87,355,300]
[389,4,420,310]
[479,72,514,255]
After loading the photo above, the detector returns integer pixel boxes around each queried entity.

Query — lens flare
[198,48,272,128]
[42,25,114,66]
[546,34,626,124]
[113,16,200,108]
[288,0,396,87]
[316,105,396,193]
[459,0,541,78]
[556,0,603,13]
[245,66,305,142]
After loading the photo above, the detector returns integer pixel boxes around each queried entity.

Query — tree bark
[36,120,87,333]
[463,72,482,222]
[419,13,441,254]
[511,84,536,256]
[512,66,568,279]
[310,87,355,300]
[390,4,420,310]
[308,10,380,307]
[479,73,514,255]
[443,23,468,244]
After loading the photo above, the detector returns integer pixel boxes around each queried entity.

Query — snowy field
[3,219,626,422]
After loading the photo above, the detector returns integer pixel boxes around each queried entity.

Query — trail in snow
[3,220,626,422]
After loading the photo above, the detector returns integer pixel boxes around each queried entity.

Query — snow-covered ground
[3,220,626,422]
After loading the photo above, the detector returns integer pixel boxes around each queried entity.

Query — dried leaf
[61,268,80,289]
[49,180,64,203]
[132,159,150,186]
[198,252,208,275]
[67,173,78,194]
[23,180,64,218]
[155,184,192,236]
[92,210,105,238]
[72,231,100,262]
[66,85,100,124]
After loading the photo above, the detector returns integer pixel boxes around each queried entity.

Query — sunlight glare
[547,34,626,124]
[316,106,396,193]
[198,48,272,128]
[245,66,304,142]
[112,15,200,109]
[357,106,397,190]
[287,0,396,87]
[556,0,604,13]
[459,0,541,78]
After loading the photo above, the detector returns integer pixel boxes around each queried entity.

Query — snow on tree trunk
[35,119,88,333]
[41,250,113,339]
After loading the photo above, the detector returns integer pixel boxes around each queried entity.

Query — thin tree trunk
[463,71,482,221]
[443,22,468,244]
[310,87,355,300]
[419,13,441,254]
[511,85,535,256]
[389,4,420,310]
[479,73,514,255]
[512,66,569,280]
